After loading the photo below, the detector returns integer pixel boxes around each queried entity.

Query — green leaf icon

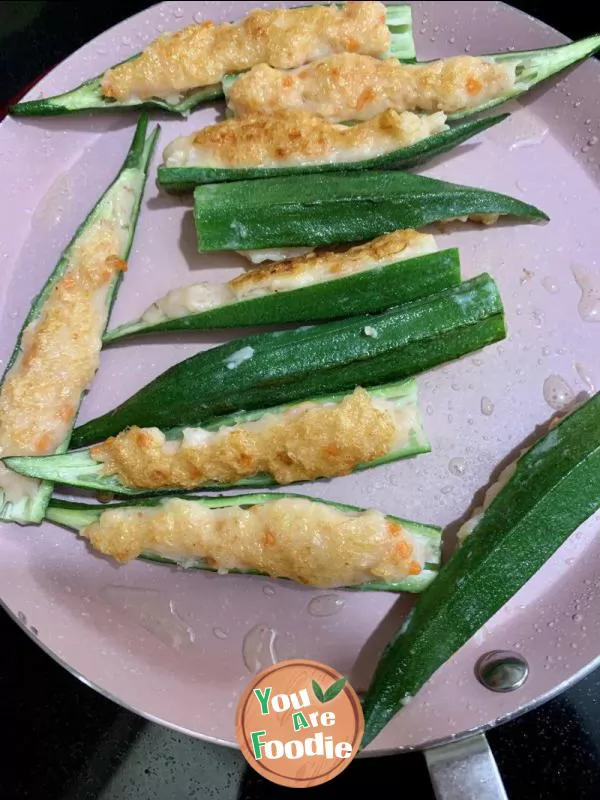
[323,677,347,703]
[312,677,347,703]
[312,679,325,703]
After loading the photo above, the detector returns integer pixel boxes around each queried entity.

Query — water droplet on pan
[543,374,575,410]
[575,362,595,393]
[571,264,600,322]
[448,457,466,477]
[480,397,494,416]
[242,624,279,673]
[308,594,345,617]
[542,276,559,294]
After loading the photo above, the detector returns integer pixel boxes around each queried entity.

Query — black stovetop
[1,3,600,798]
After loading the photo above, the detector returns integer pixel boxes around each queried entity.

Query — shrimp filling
[162,109,448,170]
[91,387,420,489]
[0,177,139,504]
[102,2,390,102]
[82,497,432,587]
[141,229,436,324]
[227,53,516,122]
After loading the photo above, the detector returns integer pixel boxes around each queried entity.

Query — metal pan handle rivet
[475,650,529,692]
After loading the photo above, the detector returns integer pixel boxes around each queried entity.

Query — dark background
[1,2,600,798]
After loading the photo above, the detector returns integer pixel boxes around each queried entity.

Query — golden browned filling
[162,109,448,169]
[0,222,127,503]
[141,229,436,324]
[91,387,413,490]
[82,497,426,587]
[228,53,516,122]
[102,2,390,102]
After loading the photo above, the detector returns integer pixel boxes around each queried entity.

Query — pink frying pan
[1,3,599,794]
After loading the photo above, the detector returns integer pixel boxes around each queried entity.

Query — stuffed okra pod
[0,115,159,524]
[157,110,507,191]
[60,273,504,447]
[46,493,442,593]
[5,380,429,494]
[104,231,460,342]
[193,170,547,252]
[225,35,600,122]
[10,3,414,117]
[362,391,600,746]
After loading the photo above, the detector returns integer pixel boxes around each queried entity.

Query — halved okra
[0,115,158,524]
[59,272,504,448]
[104,231,460,342]
[10,4,414,117]
[5,380,429,494]
[157,111,508,191]
[193,170,547,252]
[223,35,600,123]
[46,492,442,593]
[362,391,600,746]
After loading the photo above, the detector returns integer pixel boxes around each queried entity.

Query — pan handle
[424,733,508,800]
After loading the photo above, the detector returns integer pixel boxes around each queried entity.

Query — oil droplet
[448,35,456,44]
[426,404,434,416]
[543,375,575,410]
[440,485,453,495]
[589,136,598,146]
[542,346,551,357]
[542,276,559,294]
[30,626,38,636]
[262,584,276,597]
[571,264,600,322]
[17,611,27,624]
[575,362,595,393]
[509,128,548,151]
[193,10,204,23]
[213,627,228,640]
[448,457,466,477]
[172,6,184,18]
[480,397,494,416]
[572,613,583,623]
[308,594,345,617]
[101,586,195,650]
[242,624,279,673]
[464,44,471,52]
